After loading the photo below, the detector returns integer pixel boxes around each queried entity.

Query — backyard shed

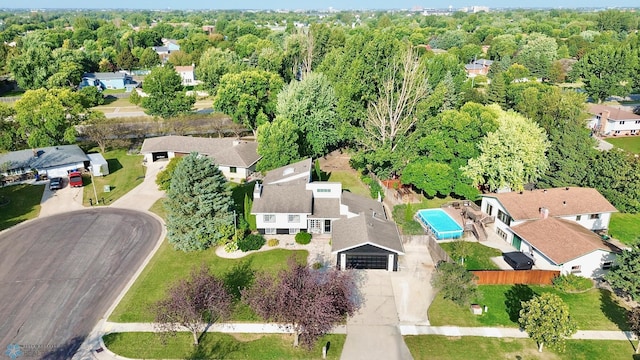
[87,153,109,176]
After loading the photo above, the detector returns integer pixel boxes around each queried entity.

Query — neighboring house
[464,59,493,76]
[251,158,404,271]
[162,39,181,51]
[480,187,620,278]
[175,65,196,86]
[80,72,134,90]
[140,135,261,182]
[588,104,640,137]
[0,145,89,179]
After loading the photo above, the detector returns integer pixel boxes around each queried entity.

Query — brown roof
[140,136,260,168]
[331,214,404,254]
[483,187,617,221]
[511,217,621,264]
[175,66,194,72]
[588,104,640,121]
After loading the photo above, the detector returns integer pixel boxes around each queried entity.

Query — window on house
[265,228,276,235]
[620,121,626,125]
[589,214,601,220]
[497,210,511,225]
[576,215,582,221]
[635,120,640,124]
[602,261,613,270]
[317,188,331,193]
[571,265,581,274]
[615,130,621,134]
[289,228,299,235]
[496,228,507,241]
[230,167,237,173]
[263,214,275,223]
[288,214,300,223]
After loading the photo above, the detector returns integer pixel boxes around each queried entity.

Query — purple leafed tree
[154,265,232,345]
[242,257,361,349]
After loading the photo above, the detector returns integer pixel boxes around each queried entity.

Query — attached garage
[332,214,404,272]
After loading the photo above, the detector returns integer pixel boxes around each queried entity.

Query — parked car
[68,171,83,187]
[49,177,63,190]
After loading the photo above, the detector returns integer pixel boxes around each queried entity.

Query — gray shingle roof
[251,183,313,214]
[308,198,341,219]
[262,158,312,185]
[341,191,386,219]
[82,72,127,80]
[331,214,404,254]
[140,136,260,168]
[0,145,88,172]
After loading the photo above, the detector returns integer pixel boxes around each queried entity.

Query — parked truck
[68,171,83,187]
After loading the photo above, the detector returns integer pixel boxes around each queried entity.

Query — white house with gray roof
[140,135,261,182]
[251,158,404,271]
[0,145,89,179]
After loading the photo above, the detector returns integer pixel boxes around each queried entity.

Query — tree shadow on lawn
[504,284,538,323]
[223,259,255,300]
[599,288,630,331]
[186,335,241,360]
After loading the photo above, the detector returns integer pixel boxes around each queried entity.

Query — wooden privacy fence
[471,270,560,285]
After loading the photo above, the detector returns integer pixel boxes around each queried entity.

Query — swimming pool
[416,208,464,240]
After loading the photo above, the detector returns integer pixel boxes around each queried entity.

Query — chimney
[253,182,262,199]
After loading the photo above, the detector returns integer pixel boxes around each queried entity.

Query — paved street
[0,209,161,359]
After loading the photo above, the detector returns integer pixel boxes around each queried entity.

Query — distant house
[163,39,181,51]
[251,158,404,271]
[588,104,640,137]
[175,65,196,86]
[480,187,621,278]
[0,145,89,179]
[80,72,134,90]
[465,59,493,76]
[140,135,261,182]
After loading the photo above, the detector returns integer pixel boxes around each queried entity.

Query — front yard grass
[428,285,628,330]
[104,332,345,360]
[439,242,501,270]
[609,212,640,245]
[0,184,44,230]
[108,238,307,322]
[605,136,640,154]
[327,170,369,197]
[82,149,145,206]
[404,335,636,360]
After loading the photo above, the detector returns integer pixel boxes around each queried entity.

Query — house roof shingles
[341,191,386,219]
[140,136,260,168]
[588,104,640,121]
[483,187,617,221]
[511,217,621,264]
[331,214,404,254]
[0,145,88,172]
[251,183,312,214]
[262,158,312,185]
[308,198,341,219]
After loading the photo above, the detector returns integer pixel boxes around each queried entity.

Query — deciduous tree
[431,261,478,306]
[519,293,577,352]
[256,117,299,172]
[242,258,360,349]
[164,152,235,251]
[142,64,195,119]
[627,306,640,354]
[196,47,244,93]
[154,265,232,346]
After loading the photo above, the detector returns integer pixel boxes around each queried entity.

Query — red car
[68,171,83,187]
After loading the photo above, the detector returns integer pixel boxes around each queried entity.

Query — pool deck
[416,207,467,239]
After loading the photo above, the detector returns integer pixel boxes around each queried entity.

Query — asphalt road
[0,208,161,359]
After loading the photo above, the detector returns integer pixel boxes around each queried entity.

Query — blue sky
[6,1,639,10]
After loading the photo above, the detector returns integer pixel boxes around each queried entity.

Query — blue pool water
[416,209,464,240]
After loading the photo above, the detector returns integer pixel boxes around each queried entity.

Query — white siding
[43,163,86,178]
[481,197,513,244]
[255,212,308,230]
[219,165,249,182]
[607,119,640,133]
[559,250,617,278]
[559,213,612,230]
[306,182,342,198]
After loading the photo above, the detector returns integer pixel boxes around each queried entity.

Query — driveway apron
[341,271,414,360]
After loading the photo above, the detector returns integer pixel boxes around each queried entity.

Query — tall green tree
[256,118,300,172]
[0,104,19,151]
[585,149,640,213]
[138,47,161,69]
[606,243,640,301]
[275,73,340,158]
[515,33,558,78]
[164,153,235,252]
[463,106,550,192]
[141,64,195,119]
[431,262,478,306]
[196,47,244,93]
[519,293,577,352]
[212,70,284,135]
[572,44,637,102]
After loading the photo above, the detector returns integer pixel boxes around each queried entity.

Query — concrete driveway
[0,208,162,358]
[39,178,85,217]
[340,271,413,360]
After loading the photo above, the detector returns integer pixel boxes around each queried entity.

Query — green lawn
[392,196,458,235]
[605,137,640,154]
[439,242,501,270]
[82,149,145,206]
[0,184,44,230]
[104,332,345,360]
[428,285,628,330]
[404,335,637,360]
[609,212,640,245]
[108,239,307,322]
[148,197,167,220]
[327,170,369,197]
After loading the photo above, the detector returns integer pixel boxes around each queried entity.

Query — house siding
[255,212,309,232]
[559,250,617,278]
[481,197,514,244]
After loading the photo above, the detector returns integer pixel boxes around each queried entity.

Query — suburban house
[251,158,404,271]
[588,104,640,137]
[80,72,135,90]
[480,187,621,278]
[152,39,181,62]
[0,145,89,179]
[140,135,261,182]
[175,65,196,86]
[464,59,493,76]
